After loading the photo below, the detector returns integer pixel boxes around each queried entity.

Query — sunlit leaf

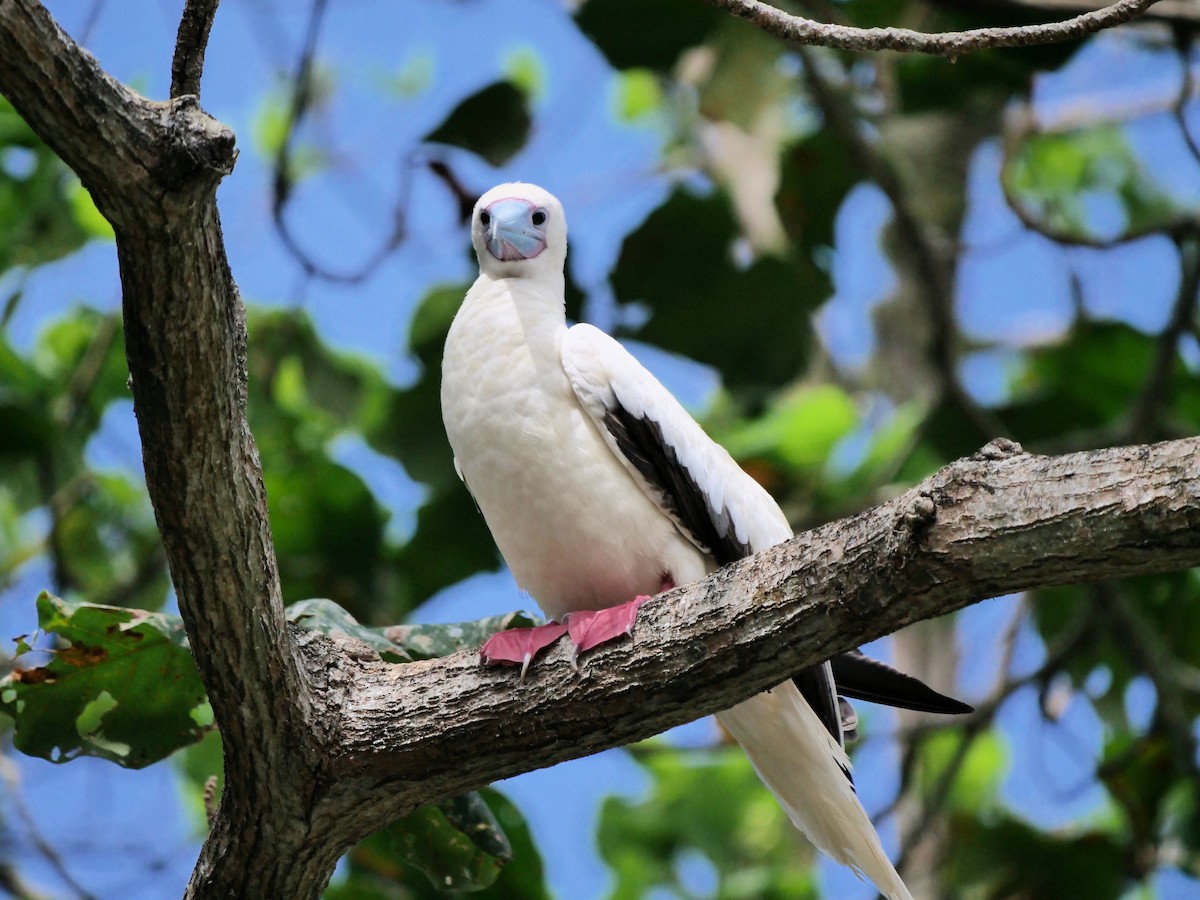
[1005,125,1183,243]
[718,384,857,471]
[615,69,663,123]
[504,47,546,102]
[918,728,1007,811]
[69,180,114,241]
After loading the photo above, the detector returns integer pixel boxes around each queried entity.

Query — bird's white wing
[561,323,912,900]
[563,323,844,745]
[561,323,791,563]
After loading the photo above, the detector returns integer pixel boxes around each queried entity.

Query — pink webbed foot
[563,594,653,668]
[480,622,568,680]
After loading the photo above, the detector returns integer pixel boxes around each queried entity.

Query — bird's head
[471,182,567,279]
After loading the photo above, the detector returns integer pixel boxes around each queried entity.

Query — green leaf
[385,611,542,662]
[1002,322,1155,441]
[575,0,722,70]
[359,793,510,892]
[424,82,531,167]
[719,384,857,471]
[918,729,1007,811]
[503,47,546,103]
[950,814,1126,900]
[0,99,91,270]
[1,593,209,768]
[69,179,114,240]
[1004,124,1184,242]
[287,598,412,662]
[288,598,541,663]
[329,788,548,899]
[614,69,663,123]
[612,188,824,392]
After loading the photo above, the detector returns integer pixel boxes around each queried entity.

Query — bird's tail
[716,682,913,900]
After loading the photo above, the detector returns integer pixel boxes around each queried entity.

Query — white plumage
[441,182,913,900]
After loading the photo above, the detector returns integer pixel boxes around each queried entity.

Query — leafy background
[2,0,1200,898]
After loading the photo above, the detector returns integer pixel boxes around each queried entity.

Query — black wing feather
[831,649,973,715]
[599,400,866,767]
[602,405,749,564]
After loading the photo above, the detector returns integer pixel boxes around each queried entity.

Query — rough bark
[703,0,1162,58]
[0,1,1194,898]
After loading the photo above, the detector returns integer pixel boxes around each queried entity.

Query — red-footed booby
[441,182,965,900]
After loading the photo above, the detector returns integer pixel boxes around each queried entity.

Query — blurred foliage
[3,0,1200,897]
[330,788,551,900]
[0,98,95,272]
[599,745,818,899]
[1005,124,1184,242]
[425,80,533,167]
[611,188,822,393]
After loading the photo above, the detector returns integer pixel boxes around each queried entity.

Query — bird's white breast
[441,277,707,621]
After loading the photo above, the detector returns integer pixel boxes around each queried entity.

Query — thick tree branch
[0,3,315,895]
[0,0,232,230]
[705,0,1162,58]
[295,438,1200,843]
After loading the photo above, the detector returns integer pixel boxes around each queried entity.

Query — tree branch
[704,0,1162,58]
[307,438,1200,835]
[170,0,221,99]
[935,0,1200,29]
[0,3,316,895]
[1125,234,1200,442]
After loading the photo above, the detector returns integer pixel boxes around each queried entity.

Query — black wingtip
[831,649,974,715]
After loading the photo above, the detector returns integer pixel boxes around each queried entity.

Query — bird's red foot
[480,622,568,679]
[563,594,653,667]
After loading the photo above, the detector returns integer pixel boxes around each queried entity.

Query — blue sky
[4,2,1200,899]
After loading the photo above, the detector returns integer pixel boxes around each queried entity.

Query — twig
[999,103,1200,248]
[36,456,75,594]
[269,0,410,284]
[78,0,106,45]
[0,754,98,900]
[58,313,118,428]
[170,0,221,99]
[874,601,1026,826]
[703,0,1163,59]
[1171,30,1200,165]
[935,0,1200,29]
[1125,234,1200,442]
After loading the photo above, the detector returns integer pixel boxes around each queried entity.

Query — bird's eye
[479,210,491,226]
[531,209,547,226]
